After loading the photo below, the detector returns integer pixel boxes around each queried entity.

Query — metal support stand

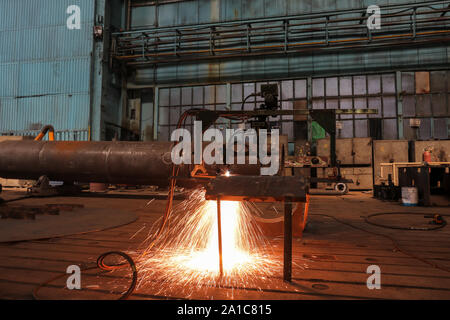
[205,176,308,282]
[284,197,293,282]
[216,197,224,278]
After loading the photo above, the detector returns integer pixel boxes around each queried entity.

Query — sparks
[171,200,252,273]
[133,189,282,297]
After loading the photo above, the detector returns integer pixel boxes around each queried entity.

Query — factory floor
[0,190,449,300]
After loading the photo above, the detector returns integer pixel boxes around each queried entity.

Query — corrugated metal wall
[0,0,95,140]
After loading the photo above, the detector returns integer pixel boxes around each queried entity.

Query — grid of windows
[157,71,450,142]
[311,74,397,140]
[158,84,228,141]
[401,71,450,140]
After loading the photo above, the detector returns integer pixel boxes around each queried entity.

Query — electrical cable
[241,93,258,111]
[32,251,137,300]
[364,212,448,231]
[310,213,450,273]
[96,251,138,300]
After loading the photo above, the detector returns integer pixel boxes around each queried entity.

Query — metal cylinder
[0,140,262,187]
[0,141,177,186]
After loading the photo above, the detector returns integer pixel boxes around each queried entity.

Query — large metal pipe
[0,141,176,186]
[0,140,262,187]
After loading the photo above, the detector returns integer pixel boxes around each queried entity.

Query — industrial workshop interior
[1,0,450,308]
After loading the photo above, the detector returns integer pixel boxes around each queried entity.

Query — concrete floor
[0,190,449,300]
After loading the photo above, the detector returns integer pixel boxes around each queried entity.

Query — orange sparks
[171,200,252,273]
[133,189,281,296]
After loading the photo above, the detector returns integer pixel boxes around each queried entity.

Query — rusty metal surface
[205,176,308,202]
[415,71,430,94]
[0,140,261,187]
[0,141,179,186]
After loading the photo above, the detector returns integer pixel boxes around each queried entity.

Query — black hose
[97,251,138,300]
[364,212,448,231]
[33,251,137,300]
[241,93,258,111]
[310,213,450,273]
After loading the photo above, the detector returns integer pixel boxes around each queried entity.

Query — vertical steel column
[217,197,224,278]
[90,0,107,141]
[126,0,131,31]
[330,110,337,167]
[431,117,435,138]
[226,83,231,129]
[307,77,313,143]
[284,197,293,282]
[246,24,251,52]
[153,86,159,140]
[447,118,450,138]
[396,71,404,139]
[283,20,288,53]
[226,83,231,109]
